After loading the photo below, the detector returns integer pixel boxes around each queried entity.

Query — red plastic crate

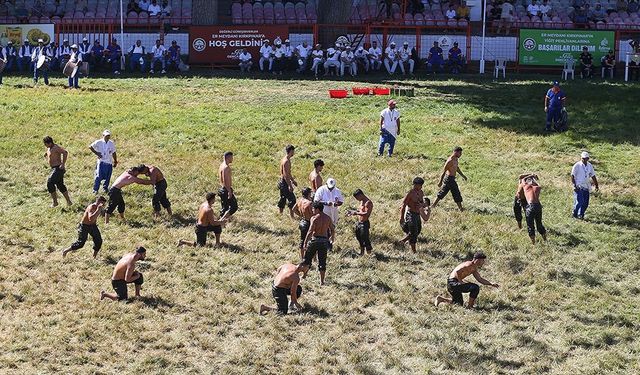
[373,87,390,95]
[329,89,348,98]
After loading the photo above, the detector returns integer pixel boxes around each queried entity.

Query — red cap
[388,99,396,106]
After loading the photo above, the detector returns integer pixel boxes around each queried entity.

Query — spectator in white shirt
[571,151,599,219]
[238,48,252,72]
[147,0,161,16]
[310,43,324,77]
[138,0,151,12]
[354,46,369,73]
[368,40,382,71]
[527,0,541,17]
[90,130,118,194]
[340,46,356,77]
[378,99,400,156]
[282,39,293,71]
[314,178,344,227]
[384,41,399,75]
[128,39,146,73]
[539,0,552,19]
[446,4,457,19]
[323,43,342,76]
[259,39,272,72]
[294,41,311,73]
[150,39,166,73]
[161,0,171,16]
[398,42,414,75]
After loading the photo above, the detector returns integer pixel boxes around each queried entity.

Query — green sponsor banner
[519,29,615,66]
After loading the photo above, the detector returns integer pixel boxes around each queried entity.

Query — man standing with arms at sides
[432,146,467,211]
[435,252,499,309]
[303,201,335,285]
[522,175,547,244]
[293,187,314,260]
[308,159,324,192]
[43,136,72,207]
[89,129,118,194]
[400,197,431,244]
[218,151,238,219]
[278,145,297,218]
[178,192,229,248]
[104,166,153,224]
[378,99,400,157]
[544,81,566,132]
[259,261,310,315]
[138,164,172,218]
[400,177,425,253]
[571,151,599,220]
[347,189,374,256]
[62,196,106,258]
[100,246,147,301]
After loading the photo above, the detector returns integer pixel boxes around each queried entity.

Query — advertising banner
[519,29,615,66]
[189,25,289,64]
[0,24,54,46]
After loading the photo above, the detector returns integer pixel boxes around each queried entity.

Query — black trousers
[218,187,238,217]
[272,283,303,315]
[525,203,546,238]
[195,224,222,246]
[304,237,329,271]
[513,196,527,224]
[437,175,462,203]
[355,220,372,251]
[447,278,480,306]
[111,274,144,301]
[402,211,421,244]
[106,187,125,214]
[299,219,310,249]
[277,179,296,210]
[70,223,102,252]
[47,166,67,194]
[152,179,171,212]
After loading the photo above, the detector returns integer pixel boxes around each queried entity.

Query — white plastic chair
[601,64,614,79]
[494,59,506,78]
[562,59,575,80]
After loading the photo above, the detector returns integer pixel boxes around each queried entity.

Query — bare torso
[219,162,232,190]
[273,263,300,288]
[523,184,541,204]
[81,203,101,225]
[112,172,146,189]
[148,166,164,184]
[449,261,477,280]
[359,199,373,222]
[197,201,216,226]
[297,198,314,220]
[445,156,458,177]
[111,253,136,280]
[404,189,424,213]
[46,145,64,167]
[280,157,291,182]
[310,212,333,237]
[309,170,322,191]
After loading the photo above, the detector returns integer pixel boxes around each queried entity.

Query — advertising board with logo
[519,29,615,66]
[189,25,289,64]
[0,24,54,46]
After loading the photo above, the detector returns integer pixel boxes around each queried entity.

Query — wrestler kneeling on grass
[101,246,147,301]
[178,192,229,247]
[435,252,499,309]
[62,196,106,258]
[260,261,310,315]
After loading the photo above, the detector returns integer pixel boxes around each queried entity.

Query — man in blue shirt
[106,38,122,75]
[544,81,566,132]
[167,40,181,72]
[90,40,104,71]
[447,42,464,74]
[427,41,444,74]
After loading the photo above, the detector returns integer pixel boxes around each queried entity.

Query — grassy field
[0,72,639,374]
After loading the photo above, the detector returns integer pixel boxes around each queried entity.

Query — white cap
[285,39,290,43]
[102,129,111,136]
[38,38,44,43]
[83,37,88,41]
[327,178,336,189]
[71,44,78,49]
[581,151,590,159]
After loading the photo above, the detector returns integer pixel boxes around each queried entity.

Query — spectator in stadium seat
[161,0,171,16]
[259,39,273,72]
[294,41,311,73]
[446,4,457,19]
[629,0,639,13]
[573,5,588,24]
[457,1,470,20]
[615,0,627,12]
[368,40,382,71]
[398,42,414,75]
[355,46,369,73]
[128,40,146,73]
[589,3,606,22]
[167,40,181,72]
[544,81,566,132]
[601,49,615,78]
[497,0,515,35]
[384,41,399,75]
[238,48,252,72]
[488,1,502,23]
[427,41,444,74]
[149,39,166,74]
[90,40,105,71]
[539,0,552,21]
[18,39,33,73]
[324,43,341,76]
[527,0,541,17]
[147,0,161,16]
[340,46,356,77]
[138,0,151,13]
[127,0,141,14]
[579,46,593,78]
[106,38,122,75]
[310,43,324,77]
[272,38,285,75]
[283,39,294,71]
[448,41,464,74]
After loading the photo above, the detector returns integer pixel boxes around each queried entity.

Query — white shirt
[400,47,411,60]
[539,4,551,15]
[314,185,344,225]
[130,45,145,54]
[527,4,540,14]
[152,45,166,58]
[260,45,271,58]
[368,46,382,59]
[446,9,456,19]
[283,45,292,57]
[91,139,116,165]
[311,49,324,59]
[385,47,397,59]
[148,3,161,15]
[355,49,367,58]
[138,0,150,11]
[296,45,310,58]
[571,161,596,190]
[239,52,252,62]
[380,107,400,138]
[327,48,340,61]
[341,51,354,62]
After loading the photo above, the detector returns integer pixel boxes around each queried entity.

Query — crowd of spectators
[0,0,174,21]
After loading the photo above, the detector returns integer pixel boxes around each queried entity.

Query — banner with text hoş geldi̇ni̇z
[519,29,615,66]
[189,25,289,64]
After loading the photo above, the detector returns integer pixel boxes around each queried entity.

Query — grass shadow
[168,213,197,228]
[235,220,291,236]
[302,304,330,318]
[137,295,176,310]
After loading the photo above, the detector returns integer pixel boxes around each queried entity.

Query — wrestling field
[0,75,639,374]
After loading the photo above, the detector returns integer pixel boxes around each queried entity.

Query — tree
[316,0,353,48]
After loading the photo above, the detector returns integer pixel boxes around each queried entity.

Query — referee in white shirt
[378,99,401,157]
[571,151,599,219]
[89,130,118,194]
[314,178,344,225]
